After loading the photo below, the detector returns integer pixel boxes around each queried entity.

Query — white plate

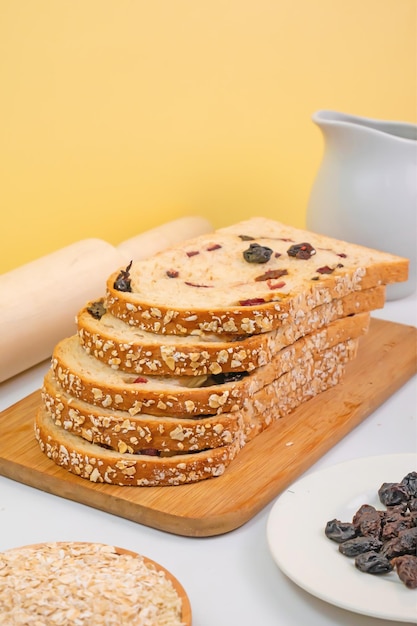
[267,454,417,623]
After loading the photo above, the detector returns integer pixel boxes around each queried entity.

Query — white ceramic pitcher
[306,110,417,300]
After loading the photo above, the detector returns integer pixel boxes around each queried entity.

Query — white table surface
[1,293,416,626]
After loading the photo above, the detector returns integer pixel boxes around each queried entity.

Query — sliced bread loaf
[77,287,382,376]
[43,338,356,454]
[53,312,369,416]
[35,340,355,485]
[42,369,241,452]
[105,217,407,335]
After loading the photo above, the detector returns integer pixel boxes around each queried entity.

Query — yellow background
[0,0,415,273]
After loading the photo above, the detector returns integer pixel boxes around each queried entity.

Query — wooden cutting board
[0,318,416,537]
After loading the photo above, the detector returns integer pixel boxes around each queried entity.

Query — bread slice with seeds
[35,405,242,486]
[77,286,383,376]
[43,338,357,454]
[35,340,356,486]
[42,368,241,452]
[105,217,407,336]
[53,312,369,417]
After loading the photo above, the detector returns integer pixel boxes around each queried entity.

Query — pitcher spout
[312,109,417,142]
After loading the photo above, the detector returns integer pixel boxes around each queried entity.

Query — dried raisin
[113,261,133,292]
[338,536,383,557]
[381,506,412,540]
[211,372,249,385]
[355,551,393,575]
[87,300,106,320]
[243,243,273,264]
[392,555,417,588]
[381,527,417,559]
[352,504,382,538]
[378,482,409,507]
[287,242,316,260]
[401,472,417,498]
[325,519,357,543]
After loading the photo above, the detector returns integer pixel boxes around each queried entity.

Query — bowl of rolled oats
[0,541,191,625]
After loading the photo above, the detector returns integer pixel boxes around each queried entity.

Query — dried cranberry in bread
[105,217,407,335]
[42,339,357,453]
[53,312,369,416]
[77,288,382,376]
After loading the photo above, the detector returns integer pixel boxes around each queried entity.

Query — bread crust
[42,369,241,452]
[34,407,242,486]
[54,313,369,416]
[105,218,407,335]
[35,341,356,486]
[77,288,382,376]
[241,341,357,442]
[43,339,357,453]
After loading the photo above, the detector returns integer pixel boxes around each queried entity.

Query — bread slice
[42,369,242,452]
[77,286,383,376]
[105,217,407,335]
[35,341,356,486]
[53,312,369,416]
[43,338,357,453]
[35,405,242,486]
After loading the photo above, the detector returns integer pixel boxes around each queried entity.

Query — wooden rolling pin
[0,216,212,382]
[116,216,212,261]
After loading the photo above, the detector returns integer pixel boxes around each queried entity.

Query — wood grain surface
[0,317,416,537]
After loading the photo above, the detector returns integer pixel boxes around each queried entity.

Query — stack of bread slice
[35,217,408,486]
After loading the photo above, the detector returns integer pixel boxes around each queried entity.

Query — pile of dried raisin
[325,471,417,588]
